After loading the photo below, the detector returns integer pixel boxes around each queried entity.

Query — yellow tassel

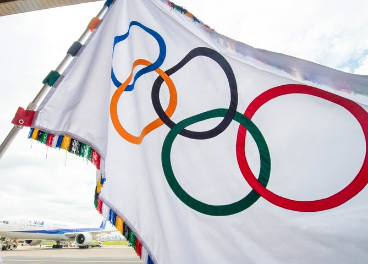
[115,216,124,233]
[31,128,39,140]
[96,177,102,194]
[61,136,72,150]
[186,11,194,19]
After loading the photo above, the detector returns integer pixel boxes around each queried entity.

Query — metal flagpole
[0,1,112,160]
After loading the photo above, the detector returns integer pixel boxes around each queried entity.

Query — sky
[0,0,367,228]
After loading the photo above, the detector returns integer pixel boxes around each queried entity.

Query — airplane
[0,216,114,250]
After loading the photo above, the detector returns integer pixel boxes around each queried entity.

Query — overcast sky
[0,0,367,227]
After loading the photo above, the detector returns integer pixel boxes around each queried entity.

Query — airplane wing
[64,229,116,243]
[64,228,115,239]
[64,219,113,237]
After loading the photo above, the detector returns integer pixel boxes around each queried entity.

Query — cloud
[354,54,368,75]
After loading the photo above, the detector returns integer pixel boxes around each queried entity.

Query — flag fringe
[165,0,212,30]
[94,174,155,263]
[28,128,101,169]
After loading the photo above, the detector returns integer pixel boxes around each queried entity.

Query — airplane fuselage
[0,216,103,242]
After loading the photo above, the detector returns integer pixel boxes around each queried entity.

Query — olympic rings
[152,47,238,140]
[110,21,368,215]
[111,21,166,92]
[237,84,368,212]
[110,59,177,144]
[162,108,271,216]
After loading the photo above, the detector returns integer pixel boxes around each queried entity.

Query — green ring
[162,108,271,216]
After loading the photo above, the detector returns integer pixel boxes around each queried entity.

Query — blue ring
[111,21,166,92]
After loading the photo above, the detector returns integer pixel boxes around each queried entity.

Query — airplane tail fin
[99,220,106,229]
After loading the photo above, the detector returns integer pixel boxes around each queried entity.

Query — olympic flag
[31,0,368,263]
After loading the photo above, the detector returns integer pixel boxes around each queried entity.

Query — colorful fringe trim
[166,0,213,30]
[28,128,101,169]
[93,173,155,263]
[99,207,156,263]
[93,176,155,263]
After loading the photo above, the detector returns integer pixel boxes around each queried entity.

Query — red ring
[236,84,368,212]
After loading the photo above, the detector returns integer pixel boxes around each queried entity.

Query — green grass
[40,242,56,245]
[100,241,127,245]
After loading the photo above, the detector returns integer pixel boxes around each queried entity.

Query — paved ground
[0,245,143,264]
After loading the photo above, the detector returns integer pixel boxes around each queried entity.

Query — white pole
[0,2,110,160]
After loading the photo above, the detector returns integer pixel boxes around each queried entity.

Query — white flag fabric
[32,0,368,263]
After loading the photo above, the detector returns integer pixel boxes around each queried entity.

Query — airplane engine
[75,232,93,246]
[25,240,42,245]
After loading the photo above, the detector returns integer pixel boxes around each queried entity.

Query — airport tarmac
[0,245,143,264]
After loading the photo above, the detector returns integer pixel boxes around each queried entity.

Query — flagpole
[0,1,111,160]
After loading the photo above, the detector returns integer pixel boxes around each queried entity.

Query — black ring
[151,47,238,140]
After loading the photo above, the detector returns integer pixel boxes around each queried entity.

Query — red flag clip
[11,107,35,127]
